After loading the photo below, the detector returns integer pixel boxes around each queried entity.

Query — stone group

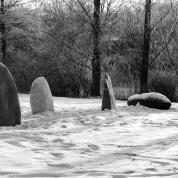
[0,63,54,126]
[0,63,172,127]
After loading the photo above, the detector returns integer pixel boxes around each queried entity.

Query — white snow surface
[0,94,178,178]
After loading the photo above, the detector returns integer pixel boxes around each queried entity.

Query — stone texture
[128,92,171,110]
[102,73,117,111]
[102,82,111,110]
[0,63,21,126]
[30,77,54,114]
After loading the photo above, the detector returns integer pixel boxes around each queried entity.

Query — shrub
[149,71,177,102]
[114,87,135,100]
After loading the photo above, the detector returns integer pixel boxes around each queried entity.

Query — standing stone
[102,82,111,110]
[0,63,21,126]
[102,73,117,111]
[30,77,54,114]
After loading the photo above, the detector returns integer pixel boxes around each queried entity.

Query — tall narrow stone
[102,73,117,111]
[102,82,111,110]
[0,63,21,126]
[30,77,54,114]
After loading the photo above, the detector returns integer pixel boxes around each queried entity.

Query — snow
[0,94,178,177]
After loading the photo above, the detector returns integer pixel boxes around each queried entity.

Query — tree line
[0,0,178,99]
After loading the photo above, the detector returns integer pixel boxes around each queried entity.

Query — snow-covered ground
[0,94,178,178]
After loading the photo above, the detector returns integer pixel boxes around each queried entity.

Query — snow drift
[0,94,178,178]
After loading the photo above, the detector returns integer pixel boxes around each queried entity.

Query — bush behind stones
[149,71,177,102]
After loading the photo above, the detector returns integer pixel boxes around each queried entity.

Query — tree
[41,0,93,97]
[140,0,152,93]
[0,0,6,63]
[0,0,40,64]
[91,0,101,96]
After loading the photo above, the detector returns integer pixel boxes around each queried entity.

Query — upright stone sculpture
[102,73,117,111]
[102,82,111,110]
[0,63,21,126]
[30,77,54,114]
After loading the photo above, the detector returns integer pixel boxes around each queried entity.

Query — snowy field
[0,94,178,178]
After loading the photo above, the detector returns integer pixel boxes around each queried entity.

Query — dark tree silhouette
[0,0,6,63]
[91,0,101,96]
[140,0,152,93]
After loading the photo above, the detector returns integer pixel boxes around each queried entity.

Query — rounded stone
[30,77,54,114]
[0,63,21,126]
[127,92,171,110]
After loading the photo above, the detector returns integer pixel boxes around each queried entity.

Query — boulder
[127,92,171,110]
[0,63,21,126]
[30,77,54,114]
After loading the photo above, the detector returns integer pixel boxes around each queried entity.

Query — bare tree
[77,0,102,96]
[91,0,101,96]
[77,0,124,96]
[140,0,152,93]
[0,0,40,64]
[0,0,6,63]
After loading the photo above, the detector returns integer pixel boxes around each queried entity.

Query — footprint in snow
[123,170,135,174]
[145,168,157,172]
[112,175,125,178]
[62,142,76,150]
[50,152,64,159]
[47,163,73,169]
[88,144,100,151]
[51,138,64,143]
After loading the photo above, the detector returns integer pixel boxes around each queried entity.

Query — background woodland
[0,0,178,101]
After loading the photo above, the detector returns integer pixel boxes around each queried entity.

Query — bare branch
[77,0,93,27]
[151,7,170,31]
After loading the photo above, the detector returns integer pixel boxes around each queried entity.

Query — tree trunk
[91,0,101,97]
[140,0,152,93]
[0,0,6,63]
